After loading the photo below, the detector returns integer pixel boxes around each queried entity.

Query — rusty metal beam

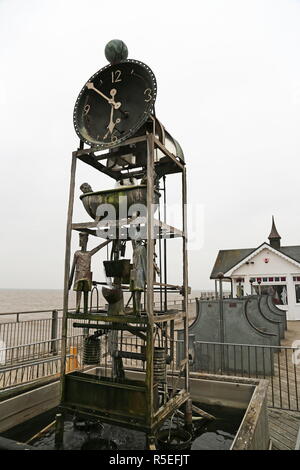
[67,312,148,324]
[153,389,189,424]
[73,135,148,159]
[77,154,120,179]
[152,312,182,323]
[153,137,184,170]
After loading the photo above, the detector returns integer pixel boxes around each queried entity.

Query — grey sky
[0,0,299,290]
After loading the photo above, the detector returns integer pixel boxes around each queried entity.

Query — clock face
[73,59,157,148]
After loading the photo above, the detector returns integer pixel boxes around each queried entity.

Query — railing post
[51,310,58,355]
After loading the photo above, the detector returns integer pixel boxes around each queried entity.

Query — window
[254,284,288,305]
[254,276,286,283]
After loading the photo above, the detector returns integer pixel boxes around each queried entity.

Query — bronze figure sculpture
[68,232,109,313]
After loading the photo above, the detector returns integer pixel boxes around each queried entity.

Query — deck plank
[268,408,300,450]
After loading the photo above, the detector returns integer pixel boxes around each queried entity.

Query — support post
[163,175,167,312]
[54,412,64,450]
[146,133,154,427]
[230,278,233,297]
[184,397,193,431]
[218,273,225,372]
[182,167,190,420]
[219,276,224,343]
[146,434,157,450]
[60,153,77,402]
[146,133,154,322]
[50,309,58,355]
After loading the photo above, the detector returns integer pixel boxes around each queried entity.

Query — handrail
[194,339,300,351]
[0,298,197,318]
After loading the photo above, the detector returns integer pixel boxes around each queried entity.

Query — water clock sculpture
[55,39,191,450]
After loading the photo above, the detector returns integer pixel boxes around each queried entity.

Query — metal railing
[0,299,196,350]
[1,333,300,413]
[0,297,197,321]
[0,312,89,350]
[0,326,176,390]
[197,292,231,300]
[0,299,196,389]
[191,341,300,412]
[0,335,84,390]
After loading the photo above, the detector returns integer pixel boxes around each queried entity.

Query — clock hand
[103,105,121,140]
[103,106,114,140]
[86,82,110,102]
[108,90,128,117]
[86,82,121,110]
[108,88,121,110]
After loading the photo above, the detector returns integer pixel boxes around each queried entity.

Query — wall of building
[230,247,300,320]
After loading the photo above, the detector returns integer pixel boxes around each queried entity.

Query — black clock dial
[73,59,157,148]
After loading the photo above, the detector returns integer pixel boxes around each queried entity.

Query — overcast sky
[0,0,300,291]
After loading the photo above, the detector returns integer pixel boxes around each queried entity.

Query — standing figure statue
[130,240,160,315]
[281,286,288,305]
[131,239,147,315]
[68,232,109,313]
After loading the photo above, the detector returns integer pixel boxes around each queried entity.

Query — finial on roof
[268,216,281,249]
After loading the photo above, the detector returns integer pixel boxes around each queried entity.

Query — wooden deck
[268,408,300,450]
[267,349,300,411]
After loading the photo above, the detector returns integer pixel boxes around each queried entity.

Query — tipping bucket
[82,336,101,365]
[156,429,192,450]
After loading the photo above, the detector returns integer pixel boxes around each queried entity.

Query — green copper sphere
[105,39,128,64]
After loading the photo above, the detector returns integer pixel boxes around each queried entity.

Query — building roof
[210,244,300,279]
[210,247,255,279]
[280,246,300,263]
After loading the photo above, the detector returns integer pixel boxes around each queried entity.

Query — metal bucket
[83,336,101,365]
[156,429,192,450]
[153,347,167,384]
[103,259,131,280]
[80,185,160,221]
[73,419,103,433]
[81,438,118,450]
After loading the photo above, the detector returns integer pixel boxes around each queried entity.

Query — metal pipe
[72,322,147,332]
[117,351,146,361]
